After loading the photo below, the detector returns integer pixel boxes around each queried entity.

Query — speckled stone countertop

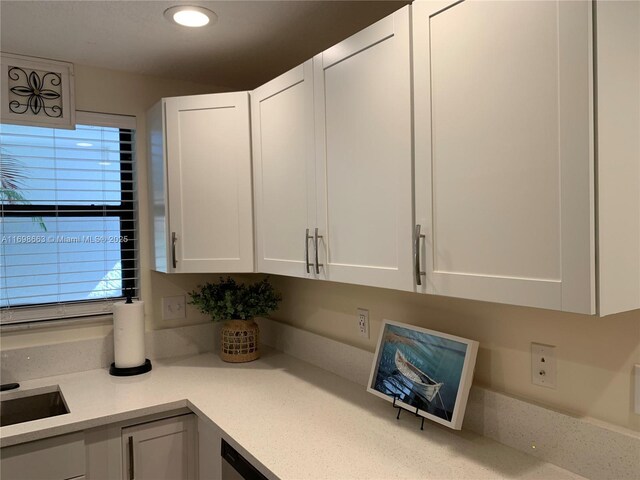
[0,348,583,480]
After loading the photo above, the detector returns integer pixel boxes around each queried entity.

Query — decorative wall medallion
[1,53,75,129]
[8,67,63,117]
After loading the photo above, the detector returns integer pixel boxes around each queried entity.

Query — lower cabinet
[85,410,197,480]
[1,411,253,480]
[197,416,222,480]
[121,415,197,480]
[0,431,86,480]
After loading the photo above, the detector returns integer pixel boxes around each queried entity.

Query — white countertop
[0,348,583,480]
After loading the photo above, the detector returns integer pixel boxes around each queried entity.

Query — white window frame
[0,111,138,326]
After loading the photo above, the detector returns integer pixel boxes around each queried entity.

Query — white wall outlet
[162,295,186,321]
[531,343,557,389]
[357,308,369,338]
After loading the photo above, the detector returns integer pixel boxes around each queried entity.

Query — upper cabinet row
[252,7,413,291]
[148,1,639,317]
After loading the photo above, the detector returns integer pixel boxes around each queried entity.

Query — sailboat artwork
[367,320,479,430]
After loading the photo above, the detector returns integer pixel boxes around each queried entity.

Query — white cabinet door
[197,416,222,480]
[413,0,595,313]
[595,0,640,316]
[161,92,254,273]
[314,6,414,291]
[251,61,317,278]
[122,414,197,480]
[0,432,85,480]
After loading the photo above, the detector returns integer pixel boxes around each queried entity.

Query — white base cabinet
[197,417,222,480]
[122,415,197,480]
[148,92,254,274]
[85,411,197,480]
[0,432,85,480]
[2,411,232,480]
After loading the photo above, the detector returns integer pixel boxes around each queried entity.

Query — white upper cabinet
[148,92,254,273]
[595,0,640,316]
[251,61,318,278]
[413,0,595,313]
[145,1,637,315]
[313,6,414,291]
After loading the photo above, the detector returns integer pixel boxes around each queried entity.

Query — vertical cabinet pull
[414,225,426,286]
[314,228,323,275]
[171,232,177,269]
[128,435,135,480]
[305,229,313,274]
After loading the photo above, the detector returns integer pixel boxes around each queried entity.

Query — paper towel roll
[113,300,145,368]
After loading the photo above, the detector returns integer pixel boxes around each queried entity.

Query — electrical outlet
[357,308,369,338]
[531,343,557,389]
[162,295,186,320]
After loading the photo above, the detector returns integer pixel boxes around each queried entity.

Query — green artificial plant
[189,277,281,321]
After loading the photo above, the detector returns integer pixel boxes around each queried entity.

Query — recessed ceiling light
[98,161,111,166]
[76,142,93,147]
[164,6,217,28]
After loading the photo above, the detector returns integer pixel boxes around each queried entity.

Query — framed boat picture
[367,320,479,430]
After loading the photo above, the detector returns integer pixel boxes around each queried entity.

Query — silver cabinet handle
[314,228,323,275]
[128,435,135,480]
[305,229,313,274]
[414,225,426,286]
[171,232,177,269]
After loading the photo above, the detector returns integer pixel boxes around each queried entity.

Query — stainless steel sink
[0,387,69,427]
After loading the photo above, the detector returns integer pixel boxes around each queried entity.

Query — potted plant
[189,277,281,362]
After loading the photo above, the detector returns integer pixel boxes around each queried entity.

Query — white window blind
[0,111,138,324]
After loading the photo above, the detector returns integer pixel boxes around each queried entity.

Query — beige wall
[1,64,638,435]
[267,275,640,432]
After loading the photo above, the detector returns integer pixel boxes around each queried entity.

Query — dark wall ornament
[8,67,63,117]
[1,53,75,129]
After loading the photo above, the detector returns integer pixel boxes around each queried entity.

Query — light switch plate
[162,295,186,320]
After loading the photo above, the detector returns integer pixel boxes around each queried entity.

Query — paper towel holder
[110,288,151,376]
[109,358,152,377]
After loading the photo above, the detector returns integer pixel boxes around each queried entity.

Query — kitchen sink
[0,387,69,427]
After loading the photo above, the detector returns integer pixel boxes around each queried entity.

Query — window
[0,112,138,324]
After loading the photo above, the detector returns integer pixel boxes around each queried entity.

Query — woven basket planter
[220,319,260,363]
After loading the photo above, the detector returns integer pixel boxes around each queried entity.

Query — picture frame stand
[392,395,425,431]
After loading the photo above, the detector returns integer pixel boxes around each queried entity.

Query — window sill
[0,314,112,332]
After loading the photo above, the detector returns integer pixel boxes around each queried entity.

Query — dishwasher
[221,439,269,480]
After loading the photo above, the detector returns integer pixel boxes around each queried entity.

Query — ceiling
[0,0,408,90]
